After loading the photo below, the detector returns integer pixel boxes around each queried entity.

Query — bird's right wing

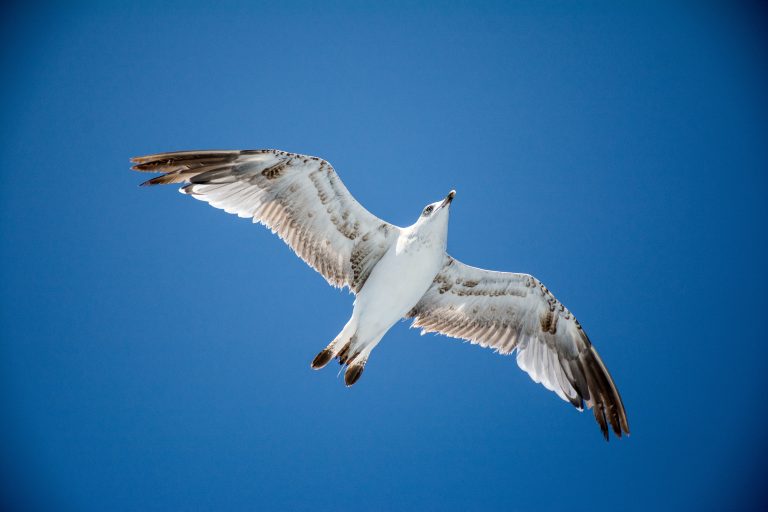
[407,256,629,440]
[132,149,399,293]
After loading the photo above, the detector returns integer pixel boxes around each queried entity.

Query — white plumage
[132,148,629,440]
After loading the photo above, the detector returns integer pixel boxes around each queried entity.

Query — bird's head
[413,190,455,235]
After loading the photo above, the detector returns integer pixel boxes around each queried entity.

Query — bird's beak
[441,190,456,208]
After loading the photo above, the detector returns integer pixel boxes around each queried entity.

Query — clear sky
[1,1,767,511]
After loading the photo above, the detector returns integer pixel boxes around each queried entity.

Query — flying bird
[132,149,629,440]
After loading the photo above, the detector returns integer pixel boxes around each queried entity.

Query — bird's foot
[311,347,334,369]
[344,360,366,386]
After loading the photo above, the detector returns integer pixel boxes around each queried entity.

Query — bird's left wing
[407,256,629,440]
[132,149,399,293]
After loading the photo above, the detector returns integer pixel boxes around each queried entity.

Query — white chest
[355,231,445,324]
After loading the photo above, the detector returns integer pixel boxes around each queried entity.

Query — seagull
[132,148,629,440]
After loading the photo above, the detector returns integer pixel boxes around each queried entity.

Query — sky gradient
[2,2,767,511]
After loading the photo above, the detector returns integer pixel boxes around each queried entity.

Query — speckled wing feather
[407,256,629,440]
[132,149,399,293]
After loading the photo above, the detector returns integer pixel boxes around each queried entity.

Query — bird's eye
[423,205,434,216]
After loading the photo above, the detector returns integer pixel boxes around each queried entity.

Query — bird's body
[322,200,451,382]
[132,148,630,440]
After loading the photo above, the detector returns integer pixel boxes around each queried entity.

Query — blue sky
[1,1,767,511]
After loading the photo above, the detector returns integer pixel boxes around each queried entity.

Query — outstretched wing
[407,256,629,440]
[132,149,399,293]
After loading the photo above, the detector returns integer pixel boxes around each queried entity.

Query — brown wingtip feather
[590,346,630,438]
[578,343,630,441]
[130,150,244,172]
[131,155,177,171]
[138,169,194,186]
[594,405,609,441]
[131,151,244,187]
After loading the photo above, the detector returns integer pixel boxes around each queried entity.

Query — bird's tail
[311,317,367,386]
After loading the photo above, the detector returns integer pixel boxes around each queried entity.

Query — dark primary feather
[408,256,629,440]
[131,149,398,294]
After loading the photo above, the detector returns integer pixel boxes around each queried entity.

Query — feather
[132,149,400,294]
[409,256,629,440]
